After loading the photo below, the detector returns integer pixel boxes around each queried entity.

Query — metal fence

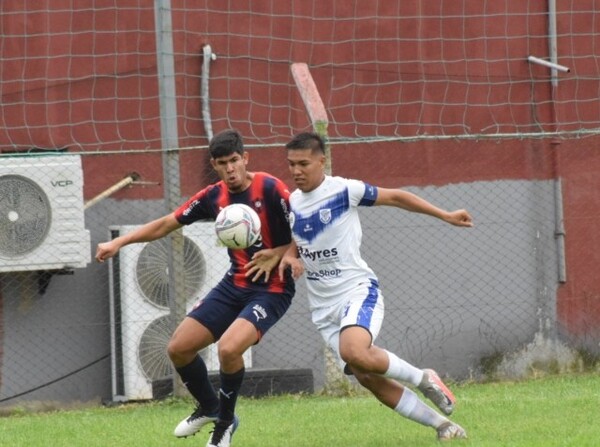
[1,144,598,408]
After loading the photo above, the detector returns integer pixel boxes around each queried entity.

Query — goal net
[1,2,598,155]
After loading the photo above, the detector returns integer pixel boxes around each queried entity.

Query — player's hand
[278,254,304,281]
[444,209,474,227]
[245,249,280,282]
[95,241,119,263]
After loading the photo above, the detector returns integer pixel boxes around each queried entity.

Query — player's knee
[166,338,186,364]
[340,345,370,370]
[167,334,200,365]
[217,340,244,365]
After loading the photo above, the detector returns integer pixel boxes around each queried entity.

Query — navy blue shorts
[188,279,293,342]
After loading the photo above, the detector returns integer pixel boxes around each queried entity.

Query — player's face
[211,151,250,193]
[287,148,325,192]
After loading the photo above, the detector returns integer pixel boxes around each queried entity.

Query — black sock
[218,367,245,422]
[175,355,219,413]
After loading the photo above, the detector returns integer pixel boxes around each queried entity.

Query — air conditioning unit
[0,154,90,272]
[108,222,252,402]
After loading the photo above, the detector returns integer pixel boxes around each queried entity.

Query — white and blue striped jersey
[289,175,379,309]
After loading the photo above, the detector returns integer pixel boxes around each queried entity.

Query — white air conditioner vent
[135,235,207,308]
[0,155,90,271]
[138,314,173,382]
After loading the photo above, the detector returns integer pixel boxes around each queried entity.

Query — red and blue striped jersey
[174,172,293,293]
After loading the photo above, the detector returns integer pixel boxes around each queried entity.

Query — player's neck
[317,173,326,187]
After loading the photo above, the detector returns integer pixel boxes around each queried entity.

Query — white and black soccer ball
[215,203,261,249]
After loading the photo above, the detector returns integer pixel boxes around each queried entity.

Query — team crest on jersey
[319,208,332,224]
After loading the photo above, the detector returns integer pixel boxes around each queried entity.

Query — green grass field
[1,373,599,447]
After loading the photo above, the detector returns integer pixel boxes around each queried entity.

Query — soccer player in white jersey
[276,132,472,441]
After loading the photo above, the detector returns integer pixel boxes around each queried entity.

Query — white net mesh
[1,2,599,155]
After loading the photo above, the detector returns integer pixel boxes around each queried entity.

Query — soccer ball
[215,203,261,249]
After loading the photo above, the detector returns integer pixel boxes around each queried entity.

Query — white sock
[394,387,447,428]
[383,350,424,386]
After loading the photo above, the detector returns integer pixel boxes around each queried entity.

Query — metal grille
[138,315,173,380]
[0,175,51,257]
[135,236,206,308]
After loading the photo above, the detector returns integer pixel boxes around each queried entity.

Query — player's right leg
[337,282,456,415]
[168,318,219,437]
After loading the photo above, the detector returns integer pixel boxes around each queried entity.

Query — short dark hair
[209,129,244,159]
[285,132,325,155]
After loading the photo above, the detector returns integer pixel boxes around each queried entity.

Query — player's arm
[245,176,296,282]
[375,187,473,227]
[245,243,292,282]
[95,213,183,262]
[278,240,304,281]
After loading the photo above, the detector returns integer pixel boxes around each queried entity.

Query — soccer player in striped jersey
[96,129,294,447]
[277,132,472,441]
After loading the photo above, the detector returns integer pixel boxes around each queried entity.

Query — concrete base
[150,368,314,400]
[209,368,314,397]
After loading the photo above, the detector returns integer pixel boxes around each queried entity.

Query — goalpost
[290,62,352,391]
[290,63,331,172]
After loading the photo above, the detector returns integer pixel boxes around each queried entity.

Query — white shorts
[311,279,384,370]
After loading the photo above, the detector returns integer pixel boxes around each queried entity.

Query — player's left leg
[207,318,256,447]
[207,289,293,447]
[215,318,258,422]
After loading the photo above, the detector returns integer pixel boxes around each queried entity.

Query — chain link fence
[1,141,598,409]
